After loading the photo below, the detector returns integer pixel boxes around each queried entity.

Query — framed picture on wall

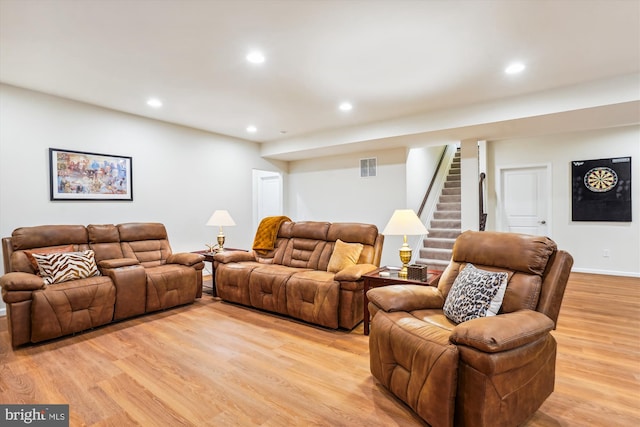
[571,157,631,222]
[49,148,133,201]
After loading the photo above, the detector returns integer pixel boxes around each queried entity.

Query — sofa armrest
[166,252,205,266]
[367,284,444,313]
[334,263,378,281]
[0,272,45,292]
[214,250,256,264]
[450,310,555,353]
[98,258,140,269]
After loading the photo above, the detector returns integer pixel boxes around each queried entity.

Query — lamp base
[216,232,226,252]
[398,242,412,279]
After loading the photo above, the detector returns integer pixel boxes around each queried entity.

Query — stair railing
[479,172,487,231]
[417,145,449,218]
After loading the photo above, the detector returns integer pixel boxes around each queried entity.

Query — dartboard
[584,166,618,192]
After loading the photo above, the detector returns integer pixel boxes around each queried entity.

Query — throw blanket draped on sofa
[252,216,291,255]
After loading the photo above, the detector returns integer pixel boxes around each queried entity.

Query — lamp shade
[206,210,236,227]
[382,209,428,236]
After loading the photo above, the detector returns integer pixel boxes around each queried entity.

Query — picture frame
[49,148,133,201]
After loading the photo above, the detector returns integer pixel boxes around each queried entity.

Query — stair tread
[421,247,451,253]
[415,259,450,271]
[416,258,450,264]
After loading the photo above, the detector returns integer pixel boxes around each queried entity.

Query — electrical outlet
[603,249,610,258]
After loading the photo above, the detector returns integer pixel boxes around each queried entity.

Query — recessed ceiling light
[146,98,163,108]
[339,102,353,111]
[246,51,265,64]
[505,62,525,74]
[246,125,257,133]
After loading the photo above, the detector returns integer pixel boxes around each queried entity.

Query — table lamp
[206,210,236,252]
[382,209,429,278]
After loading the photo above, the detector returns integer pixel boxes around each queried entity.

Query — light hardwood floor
[1,272,639,426]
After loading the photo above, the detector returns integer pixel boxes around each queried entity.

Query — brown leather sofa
[367,230,573,427]
[0,223,205,348]
[214,220,383,329]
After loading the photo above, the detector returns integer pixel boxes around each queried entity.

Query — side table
[363,266,442,335]
[192,248,247,297]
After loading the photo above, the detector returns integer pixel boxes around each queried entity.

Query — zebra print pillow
[32,250,101,285]
[443,263,509,324]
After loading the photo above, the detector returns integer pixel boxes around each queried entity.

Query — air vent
[360,158,377,178]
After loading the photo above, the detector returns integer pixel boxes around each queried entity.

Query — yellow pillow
[327,239,364,273]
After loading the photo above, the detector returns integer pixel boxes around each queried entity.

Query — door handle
[538,220,546,224]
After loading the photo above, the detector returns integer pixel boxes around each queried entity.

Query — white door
[500,166,550,235]
[252,170,283,230]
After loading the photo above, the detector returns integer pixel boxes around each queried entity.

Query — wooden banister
[479,172,487,231]
[417,146,449,218]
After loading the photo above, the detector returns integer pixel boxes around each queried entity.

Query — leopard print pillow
[443,263,509,324]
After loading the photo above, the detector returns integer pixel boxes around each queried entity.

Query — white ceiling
[1,0,639,159]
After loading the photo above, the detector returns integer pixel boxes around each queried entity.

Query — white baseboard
[0,307,5,317]
[571,267,640,278]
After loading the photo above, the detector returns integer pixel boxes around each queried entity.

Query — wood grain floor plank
[0,272,638,426]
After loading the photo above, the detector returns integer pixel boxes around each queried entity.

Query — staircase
[416,150,462,271]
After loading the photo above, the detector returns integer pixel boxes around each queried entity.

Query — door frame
[252,169,284,231]
[496,163,552,236]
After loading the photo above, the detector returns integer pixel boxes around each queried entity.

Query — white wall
[0,84,287,312]
[486,125,640,276]
[287,148,407,267]
[288,126,640,277]
[406,145,443,212]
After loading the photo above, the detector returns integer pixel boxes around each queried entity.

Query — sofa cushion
[24,244,75,272]
[118,222,168,241]
[32,250,101,285]
[443,264,508,324]
[8,225,89,274]
[281,238,328,269]
[369,310,459,426]
[451,231,556,275]
[290,221,330,240]
[327,222,379,247]
[249,264,306,314]
[216,262,261,305]
[327,239,364,273]
[11,225,88,250]
[30,276,115,342]
[88,224,124,261]
[145,264,198,312]
[118,223,172,267]
[286,270,340,329]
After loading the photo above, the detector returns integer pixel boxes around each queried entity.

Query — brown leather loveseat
[0,222,205,348]
[367,230,573,427]
[214,220,384,329]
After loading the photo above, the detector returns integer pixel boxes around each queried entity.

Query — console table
[363,266,442,335]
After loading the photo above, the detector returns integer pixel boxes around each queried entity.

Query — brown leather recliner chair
[367,230,573,427]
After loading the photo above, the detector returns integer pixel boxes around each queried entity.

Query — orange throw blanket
[252,216,291,255]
